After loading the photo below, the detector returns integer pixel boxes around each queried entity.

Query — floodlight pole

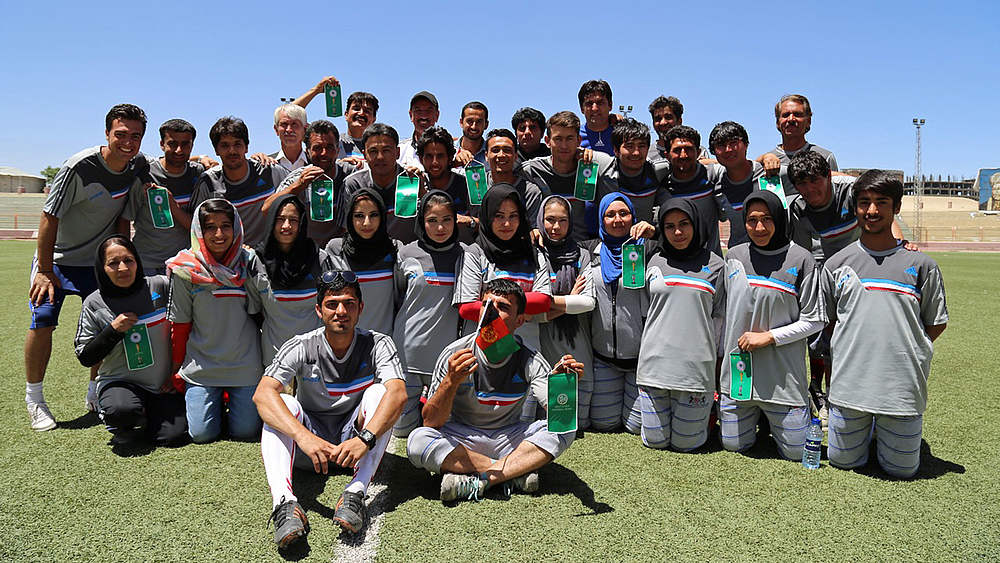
[913,118,925,242]
[619,105,633,119]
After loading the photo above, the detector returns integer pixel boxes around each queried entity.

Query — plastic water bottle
[802,417,822,469]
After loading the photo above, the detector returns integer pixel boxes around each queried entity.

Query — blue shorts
[28,260,98,329]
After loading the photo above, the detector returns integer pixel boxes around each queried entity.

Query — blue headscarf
[598,192,641,285]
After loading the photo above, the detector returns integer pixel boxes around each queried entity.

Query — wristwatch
[358,428,377,450]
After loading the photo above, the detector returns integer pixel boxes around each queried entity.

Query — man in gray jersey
[417,126,476,241]
[255,271,406,543]
[192,117,289,247]
[270,104,309,171]
[512,107,550,162]
[125,119,200,274]
[25,104,150,431]
[646,96,709,162]
[758,94,839,196]
[708,121,766,248]
[518,111,616,240]
[823,170,947,478]
[262,119,356,246]
[291,75,378,159]
[658,126,727,255]
[407,279,581,502]
[399,91,440,169]
[609,118,669,225]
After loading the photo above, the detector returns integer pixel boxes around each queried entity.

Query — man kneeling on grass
[254,270,406,547]
[406,279,581,502]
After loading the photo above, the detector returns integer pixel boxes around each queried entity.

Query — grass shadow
[541,462,614,517]
[835,439,965,481]
[58,410,100,430]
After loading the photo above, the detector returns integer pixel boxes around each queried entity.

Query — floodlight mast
[913,118,925,242]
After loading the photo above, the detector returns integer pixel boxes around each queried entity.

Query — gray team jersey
[274,162,355,247]
[266,327,404,431]
[721,243,826,406]
[43,146,146,266]
[538,247,595,378]
[517,153,618,241]
[607,160,670,225]
[167,271,263,387]
[454,243,552,351]
[427,171,477,244]
[324,238,404,337]
[74,276,172,392]
[482,174,546,229]
[340,136,364,159]
[192,160,289,248]
[393,241,466,378]
[585,241,651,363]
[426,334,550,430]
[657,163,728,256]
[245,249,332,366]
[824,242,948,416]
[789,176,859,263]
[637,251,726,392]
[126,157,204,268]
[773,143,839,197]
[718,161,766,248]
[339,165,422,243]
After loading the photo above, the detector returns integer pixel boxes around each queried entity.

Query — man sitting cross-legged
[406,278,581,502]
[254,270,406,546]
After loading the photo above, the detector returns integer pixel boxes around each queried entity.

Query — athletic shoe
[269,497,309,548]
[85,386,99,413]
[819,404,829,431]
[512,471,539,493]
[333,491,366,533]
[440,473,487,502]
[27,401,56,431]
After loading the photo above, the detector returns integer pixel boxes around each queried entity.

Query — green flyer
[758,176,788,209]
[464,162,488,205]
[622,243,645,289]
[309,177,335,222]
[123,324,154,371]
[574,161,598,201]
[547,371,578,434]
[729,349,753,401]
[324,83,343,118]
[395,174,420,218]
[147,187,174,229]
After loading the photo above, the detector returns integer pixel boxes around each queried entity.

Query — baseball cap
[410,91,439,109]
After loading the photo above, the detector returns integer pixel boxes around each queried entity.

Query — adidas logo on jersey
[512,374,525,384]
[905,266,918,277]
[786,267,798,276]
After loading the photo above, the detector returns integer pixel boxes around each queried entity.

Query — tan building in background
[0,166,46,193]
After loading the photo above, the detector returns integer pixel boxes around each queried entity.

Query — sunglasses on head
[320,270,358,284]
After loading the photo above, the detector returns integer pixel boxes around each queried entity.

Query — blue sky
[1,0,997,179]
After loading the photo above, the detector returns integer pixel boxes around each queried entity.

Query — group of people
[24,78,949,550]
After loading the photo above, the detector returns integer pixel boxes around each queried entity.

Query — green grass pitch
[1,240,997,562]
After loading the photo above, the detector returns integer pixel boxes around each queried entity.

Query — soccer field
[1,240,997,562]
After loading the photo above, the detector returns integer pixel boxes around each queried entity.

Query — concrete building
[0,166,46,193]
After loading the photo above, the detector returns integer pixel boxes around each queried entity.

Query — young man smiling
[292,75,379,158]
[657,125,727,255]
[609,118,669,225]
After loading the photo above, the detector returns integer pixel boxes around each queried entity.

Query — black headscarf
[537,195,582,344]
[255,193,319,289]
[476,183,533,270]
[95,234,146,299]
[415,189,459,251]
[658,198,706,261]
[343,187,397,265]
[742,190,790,251]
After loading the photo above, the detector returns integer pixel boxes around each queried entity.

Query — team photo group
[23,76,948,549]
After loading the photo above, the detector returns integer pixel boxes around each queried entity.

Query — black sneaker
[269,497,309,548]
[333,491,366,533]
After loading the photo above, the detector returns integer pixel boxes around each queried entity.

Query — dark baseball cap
[410,91,439,109]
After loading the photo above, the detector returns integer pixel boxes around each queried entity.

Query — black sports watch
[358,428,377,450]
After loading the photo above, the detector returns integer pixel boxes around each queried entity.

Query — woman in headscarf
[247,193,332,368]
[585,192,655,432]
[391,190,468,437]
[455,183,552,353]
[635,198,726,451]
[536,195,596,430]
[324,187,404,336]
[166,198,263,443]
[75,234,186,447]
[718,190,826,460]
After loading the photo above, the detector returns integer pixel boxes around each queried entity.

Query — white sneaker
[819,404,829,430]
[440,473,487,502]
[85,386,99,412]
[27,401,56,431]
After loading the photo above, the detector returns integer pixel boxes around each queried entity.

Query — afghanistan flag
[475,299,520,363]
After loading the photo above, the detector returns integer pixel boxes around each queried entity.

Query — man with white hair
[271,104,309,171]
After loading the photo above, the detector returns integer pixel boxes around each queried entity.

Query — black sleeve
[77,323,126,367]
